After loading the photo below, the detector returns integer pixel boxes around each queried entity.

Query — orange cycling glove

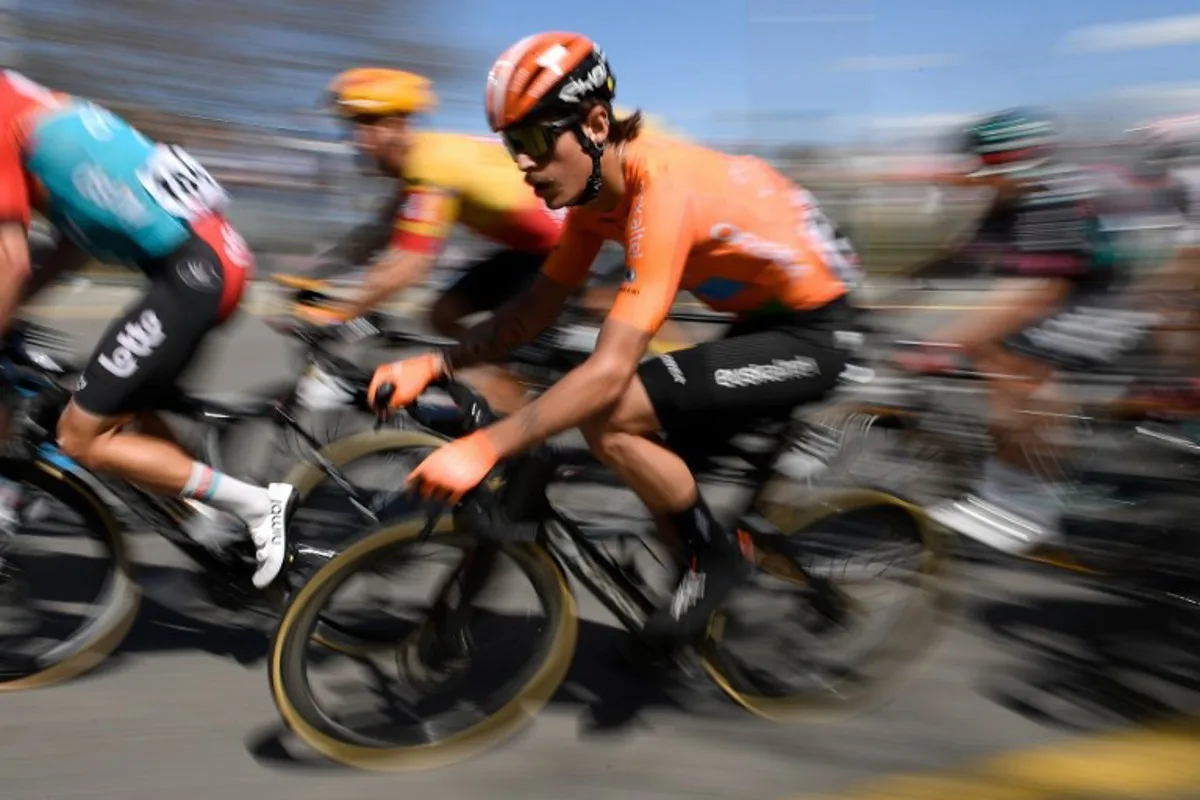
[407,431,500,503]
[368,352,445,411]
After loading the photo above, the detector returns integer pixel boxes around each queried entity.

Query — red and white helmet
[485,32,615,131]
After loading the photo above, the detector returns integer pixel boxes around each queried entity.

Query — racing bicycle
[0,316,437,691]
[267,372,950,770]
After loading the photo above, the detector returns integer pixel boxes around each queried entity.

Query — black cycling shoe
[638,541,748,657]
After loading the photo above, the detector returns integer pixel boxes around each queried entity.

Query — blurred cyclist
[297,68,567,413]
[1119,117,1200,378]
[369,32,863,653]
[897,109,1152,553]
[0,70,292,587]
[307,70,694,409]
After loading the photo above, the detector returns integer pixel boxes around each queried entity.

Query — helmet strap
[565,125,606,207]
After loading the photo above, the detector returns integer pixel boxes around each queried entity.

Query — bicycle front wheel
[0,456,140,691]
[270,516,578,771]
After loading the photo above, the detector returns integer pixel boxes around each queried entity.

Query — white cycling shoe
[928,460,1064,555]
[250,483,296,589]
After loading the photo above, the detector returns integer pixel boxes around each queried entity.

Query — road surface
[3,281,1199,800]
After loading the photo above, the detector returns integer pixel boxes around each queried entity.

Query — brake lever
[372,382,396,431]
[418,500,446,543]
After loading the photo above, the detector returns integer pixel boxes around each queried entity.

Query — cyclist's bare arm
[311,194,403,278]
[486,315,650,456]
[480,182,683,458]
[339,187,460,319]
[0,221,32,334]
[445,274,573,370]
[929,276,1072,355]
[341,245,435,320]
[448,222,604,370]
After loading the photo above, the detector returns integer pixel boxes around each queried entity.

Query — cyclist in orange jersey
[370,32,865,652]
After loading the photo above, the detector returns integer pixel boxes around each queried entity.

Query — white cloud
[1113,82,1200,109]
[1063,14,1200,53]
[830,53,960,72]
[860,113,976,133]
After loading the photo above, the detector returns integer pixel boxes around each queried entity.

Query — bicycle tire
[702,487,952,721]
[269,517,578,771]
[281,429,456,653]
[0,456,140,691]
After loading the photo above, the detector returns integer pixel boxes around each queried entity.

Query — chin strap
[564,126,606,207]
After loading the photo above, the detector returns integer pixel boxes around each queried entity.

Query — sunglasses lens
[502,124,559,158]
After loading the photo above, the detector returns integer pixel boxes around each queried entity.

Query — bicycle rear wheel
[702,488,951,721]
[0,456,140,690]
[270,517,577,770]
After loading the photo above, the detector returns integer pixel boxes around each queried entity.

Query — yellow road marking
[796,717,1200,799]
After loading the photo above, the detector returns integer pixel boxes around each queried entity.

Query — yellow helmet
[327,68,437,118]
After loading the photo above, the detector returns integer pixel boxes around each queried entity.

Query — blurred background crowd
[8,0,1200,280]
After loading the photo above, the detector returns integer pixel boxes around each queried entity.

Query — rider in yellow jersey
[297,69,690,410]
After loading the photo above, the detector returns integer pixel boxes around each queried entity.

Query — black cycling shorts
[638,297,857,444]
[1002,292,1160,372]
[442,249,546,314]
[74,230,246,416]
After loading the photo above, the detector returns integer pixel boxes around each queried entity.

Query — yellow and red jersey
[391,130,565,255]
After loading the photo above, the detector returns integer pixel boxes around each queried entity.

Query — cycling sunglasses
[501,116,578,160]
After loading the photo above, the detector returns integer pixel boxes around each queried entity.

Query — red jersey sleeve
[0,133,31,228]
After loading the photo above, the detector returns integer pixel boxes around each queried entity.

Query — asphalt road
[3,281,1199,800]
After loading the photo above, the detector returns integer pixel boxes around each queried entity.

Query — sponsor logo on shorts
[659,354,686,385]
[1022,306,1160,363]
[98,309,165,378]
[713,356,819,389]
[177,259,219,292]
[669,570,705,621]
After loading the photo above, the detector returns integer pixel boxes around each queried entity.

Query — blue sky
[430,0,1200,143]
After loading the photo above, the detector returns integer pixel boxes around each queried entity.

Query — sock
[666,493,735,557]
[181,463,270,526]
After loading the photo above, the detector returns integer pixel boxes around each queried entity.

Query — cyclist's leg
[936,289,1157,549]
[56,220,291,586]
[578,315,849,647]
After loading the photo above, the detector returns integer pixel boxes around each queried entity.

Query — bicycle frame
[406,378,827,638]
[10,321,393,584]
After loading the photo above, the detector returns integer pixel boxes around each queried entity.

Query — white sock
[181,463,270,526]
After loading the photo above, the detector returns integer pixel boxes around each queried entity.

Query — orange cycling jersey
[392,131,565,255]
[542,136,858,333]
